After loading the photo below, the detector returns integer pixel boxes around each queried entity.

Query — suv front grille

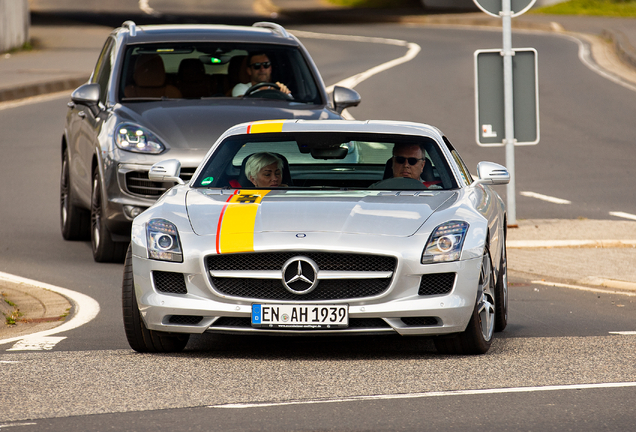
[125,168,196,197]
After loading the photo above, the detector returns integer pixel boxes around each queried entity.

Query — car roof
[115,22,300,46]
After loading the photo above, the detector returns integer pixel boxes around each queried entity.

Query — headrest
[228,55,249,85]
[133,54,166,88]
[178,59,206,83]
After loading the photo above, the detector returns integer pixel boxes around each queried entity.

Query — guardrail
[0,0,29,53]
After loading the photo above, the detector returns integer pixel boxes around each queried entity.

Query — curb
[0,279,72,341]
[602,28,636,71]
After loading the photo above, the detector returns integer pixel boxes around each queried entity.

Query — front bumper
[131,250,482,337]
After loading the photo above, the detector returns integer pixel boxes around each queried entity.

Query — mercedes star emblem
[281,256,319,295]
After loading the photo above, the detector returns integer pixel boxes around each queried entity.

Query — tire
[90,167,127,263]
[434,247,496,355]
[494,239,508,332]
[122,245,189,353]
[60,148,90,240]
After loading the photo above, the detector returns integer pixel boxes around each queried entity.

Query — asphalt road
[1,16,636,432]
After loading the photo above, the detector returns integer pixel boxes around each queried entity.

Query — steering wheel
[243,82,292,100]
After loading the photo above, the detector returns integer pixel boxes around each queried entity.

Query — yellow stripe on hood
[218,190,270,253]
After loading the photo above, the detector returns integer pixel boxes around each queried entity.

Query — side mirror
[149,159,184,185]
[333,86,361,114]
[71,83,100,106]
[473,161,510,186]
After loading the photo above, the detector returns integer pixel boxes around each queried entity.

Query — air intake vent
[401,317,439,326]
[168,315,203,325]
[418,273,455,296]
[153,271,187,294]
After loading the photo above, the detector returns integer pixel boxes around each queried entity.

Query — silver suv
[60,21,360,262]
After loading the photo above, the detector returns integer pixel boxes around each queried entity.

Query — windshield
[193,132,458,191]
[118,42,322,104]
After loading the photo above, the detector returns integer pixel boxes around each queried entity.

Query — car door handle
[78,111,86,118]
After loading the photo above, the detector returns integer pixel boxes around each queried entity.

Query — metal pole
[502,0,517,226]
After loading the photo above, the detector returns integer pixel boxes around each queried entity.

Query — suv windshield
[119,42,321,103]
[194,132,458,191]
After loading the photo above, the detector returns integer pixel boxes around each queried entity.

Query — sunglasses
[250,62,271,70]
[393,156,424,166]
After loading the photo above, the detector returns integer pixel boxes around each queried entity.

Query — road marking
[520,191,571,204]
[293,30,421,120]
[0,272,100,347]
[7,337,67,351]
[566,33,636,93]
[532,280,636,297]
[209,382,636,409]
[610,211,636,221]
[609,331,636,335]
[0,423,38,429]
[0,91,70,111]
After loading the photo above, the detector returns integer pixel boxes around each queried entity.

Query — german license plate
[252,304,348,329]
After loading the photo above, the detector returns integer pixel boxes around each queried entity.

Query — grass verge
[533,0,636,17]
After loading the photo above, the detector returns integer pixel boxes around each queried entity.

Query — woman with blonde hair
[244,152,287,188]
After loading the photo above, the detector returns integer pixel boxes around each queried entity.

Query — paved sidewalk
[1,2,636,341]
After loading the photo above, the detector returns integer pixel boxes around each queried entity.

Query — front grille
[153,271,187,294]
[211,317,390,329]
[207,252,396,272]
[208,252,396,301]
[168,315,203,325]
[418,273,455,296]
[211,278,390,301]
[401,317,439,326]
[125,168,196,197]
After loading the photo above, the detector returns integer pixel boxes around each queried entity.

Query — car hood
[186,189,456,237]
[115,101,335,157]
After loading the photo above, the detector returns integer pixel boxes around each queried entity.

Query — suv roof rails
[252,22,290,39]
[122,20,137,37]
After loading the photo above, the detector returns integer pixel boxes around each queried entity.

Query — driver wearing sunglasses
[232,52,291,97]
[392,143,427,181]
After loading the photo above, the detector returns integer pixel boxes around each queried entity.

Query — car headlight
[115,123,165,154]
[421,221,469,264]
[147,219,182,262]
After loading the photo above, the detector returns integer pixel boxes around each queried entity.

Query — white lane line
[610,211,636,221]
[292,30,421,93]
[0,91,71,111]
[0,272,100,347]
[209,382,636,409]
[532,280,636,297]
[565,33,636,93]
[609,331,636,335]
[520,191,571,204]
[0,423,38,428]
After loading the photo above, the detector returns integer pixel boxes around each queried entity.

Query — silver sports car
[124,120,510,355]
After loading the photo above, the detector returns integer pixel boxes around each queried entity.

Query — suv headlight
[115,123,165,154]
[147,219,182,262]
[421,221,469,264]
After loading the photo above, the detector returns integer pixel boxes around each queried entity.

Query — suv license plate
[252,304,348,329]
